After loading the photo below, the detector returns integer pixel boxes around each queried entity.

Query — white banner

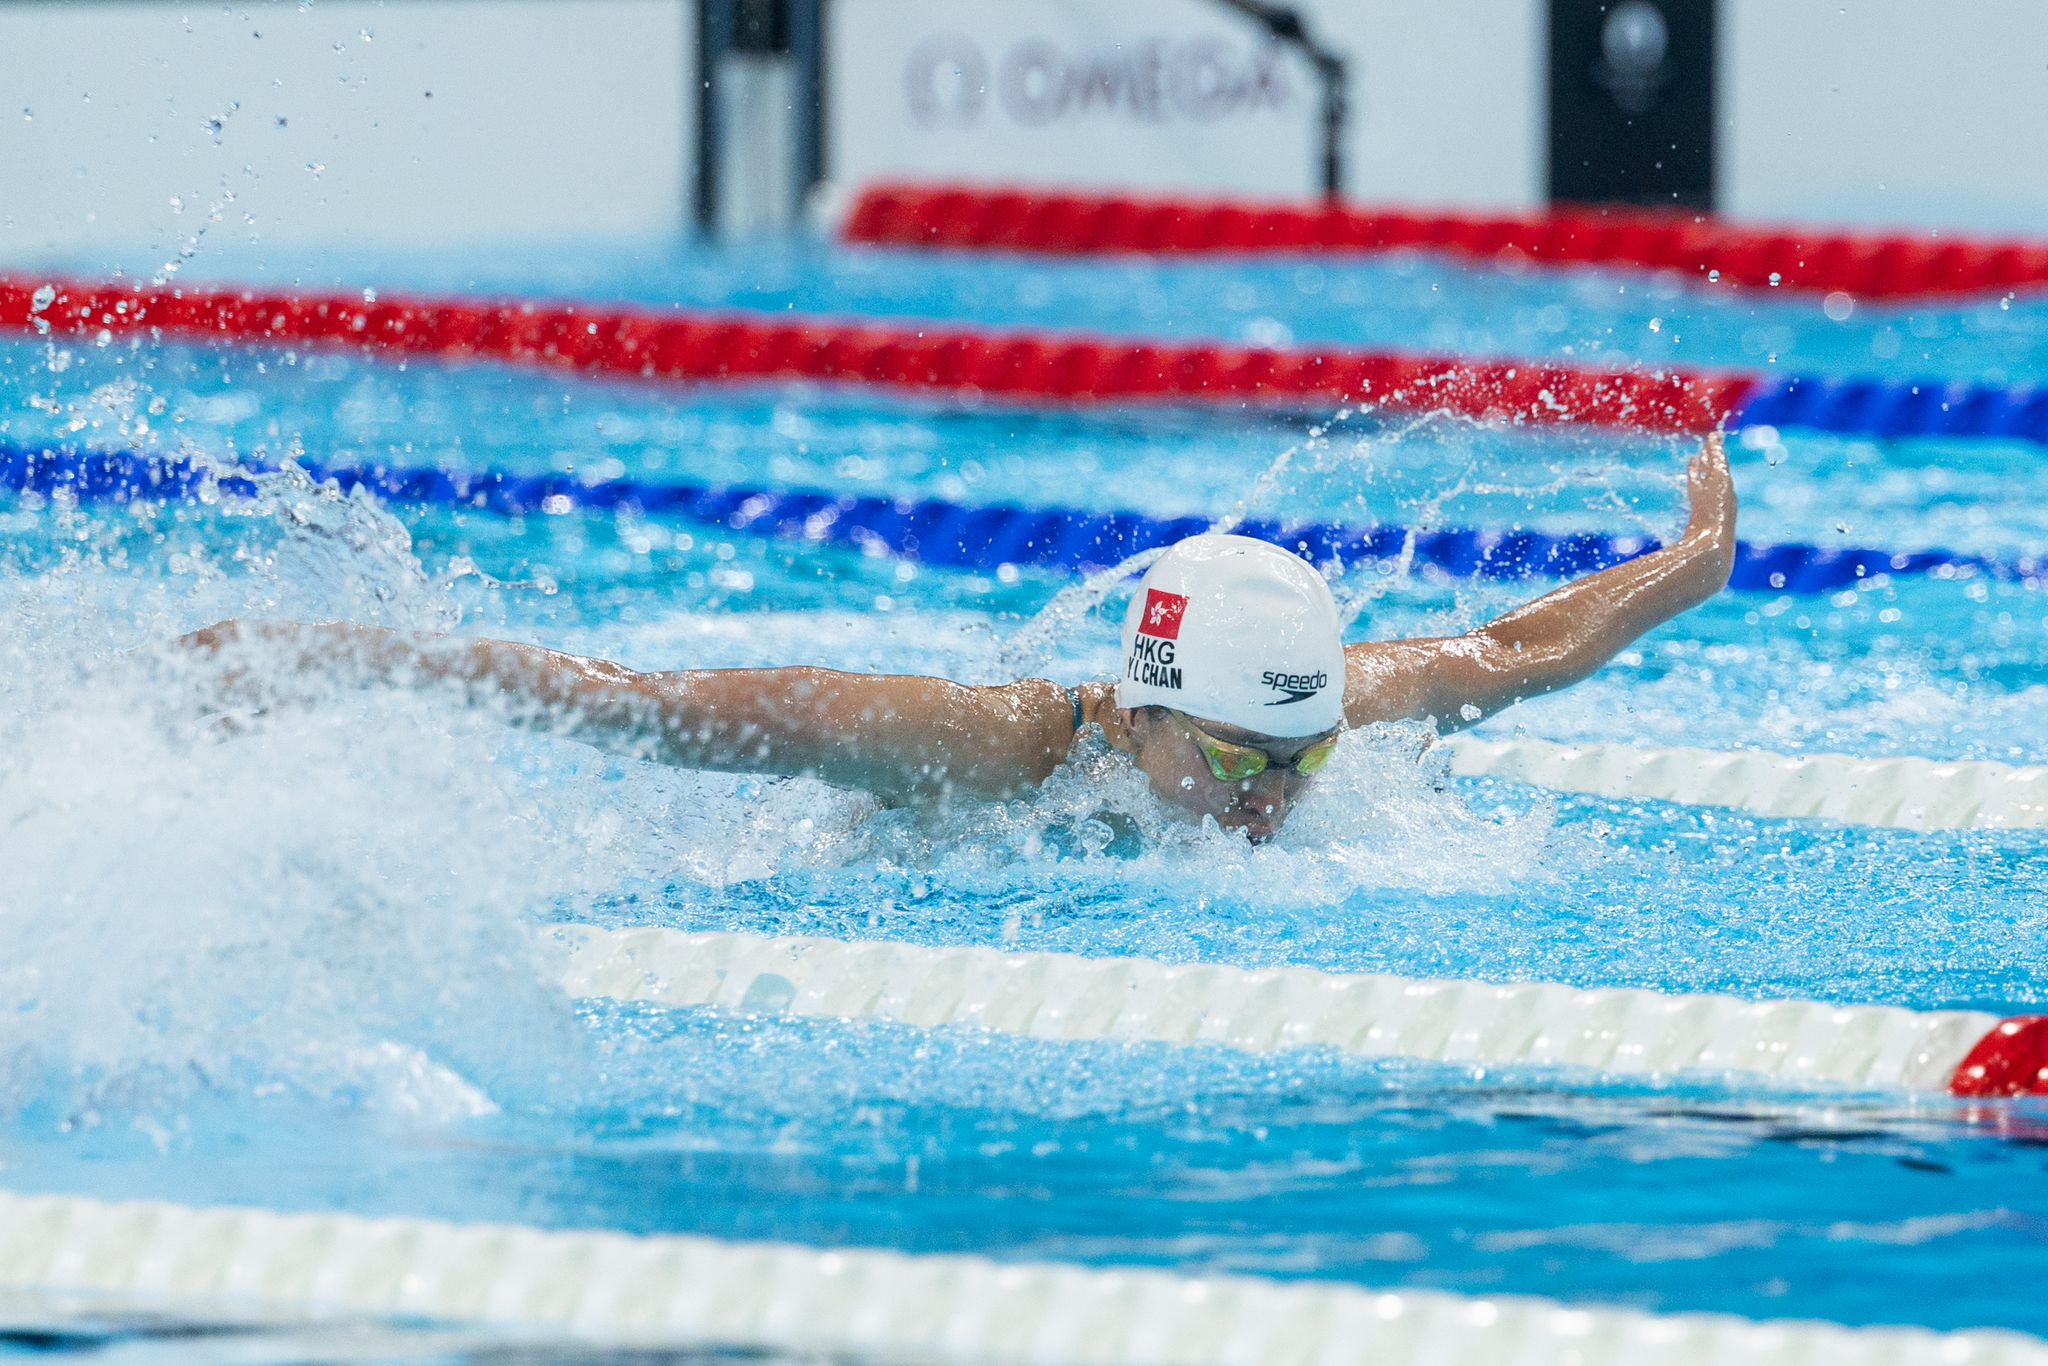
[828,0,1320,197]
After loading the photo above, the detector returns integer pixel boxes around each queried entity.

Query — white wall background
[2,0,2045,255]
[1294,0,1545,211]
[1721,0,2048,234]
[0,0,690,262]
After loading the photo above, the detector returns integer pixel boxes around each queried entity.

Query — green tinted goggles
[1174,713,1342,783]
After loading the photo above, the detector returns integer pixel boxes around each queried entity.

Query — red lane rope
[844,183,2048,301]
[0,276,1744,434]
[1950,1017,2048,1098]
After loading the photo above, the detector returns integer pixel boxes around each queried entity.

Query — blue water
[3,238,2048,1348]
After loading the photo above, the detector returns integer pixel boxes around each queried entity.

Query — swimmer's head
[1111,534,1347,841]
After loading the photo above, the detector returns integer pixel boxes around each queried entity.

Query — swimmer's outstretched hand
[167,618,282,733]
[1683,431,1737,549]
[173,617,267,676]
[1341,428,1741,735]
[173,618,246,659]
[172,618,401,713]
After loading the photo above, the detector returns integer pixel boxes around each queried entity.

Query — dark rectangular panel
[1548,0,1716,209]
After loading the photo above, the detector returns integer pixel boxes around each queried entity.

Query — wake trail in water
[0,461,609,1128]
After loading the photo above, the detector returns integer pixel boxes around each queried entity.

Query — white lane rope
[561,926,2036,1097]
[1,1190,2043,1365]
[1444,735,2048,831]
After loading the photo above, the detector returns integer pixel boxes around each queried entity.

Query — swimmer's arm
[173,620,1077,801]
[631,665,1080,800]
[1343,434,1737,733]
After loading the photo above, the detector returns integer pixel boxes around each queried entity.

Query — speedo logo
[1262,669,1328,704]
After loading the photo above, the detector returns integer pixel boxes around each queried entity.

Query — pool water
[1,238,2046,1348]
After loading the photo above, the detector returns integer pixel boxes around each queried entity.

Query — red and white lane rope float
[3,1191,2044,1364]
[844,182,2048,301]
[560,927,2048,1100]
[0,276,1742,434]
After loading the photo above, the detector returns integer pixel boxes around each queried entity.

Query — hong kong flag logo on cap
[1140,589,1188,641]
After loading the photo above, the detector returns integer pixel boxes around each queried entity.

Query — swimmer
[175,435,1736,843]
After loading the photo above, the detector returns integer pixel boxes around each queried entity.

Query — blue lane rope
[1,443,2038,594]
[1731,376,2048,444]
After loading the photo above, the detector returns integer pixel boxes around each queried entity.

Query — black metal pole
[1205,0,1348,202]
[1318,54,1347,202]
[693,0,730,234]
[788,0,827,209]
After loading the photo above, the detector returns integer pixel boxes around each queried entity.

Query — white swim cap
[1115,534,1347,738]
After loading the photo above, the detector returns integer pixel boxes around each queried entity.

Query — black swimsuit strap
[1065,685,1084,736]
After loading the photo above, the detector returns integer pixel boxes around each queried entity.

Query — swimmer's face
[1121,707,1331,844]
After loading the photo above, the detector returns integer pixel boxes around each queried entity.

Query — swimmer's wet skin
[174,437,1737,843]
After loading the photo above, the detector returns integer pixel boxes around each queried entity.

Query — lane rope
[559,925,2047,1100]
[0,275,1743,434]
[845,182,2048,301]
[6,444,2041,594]
[1733,374,2048,445]
[4,1190,2045,1363]
[1448,736,2048,831]
[6,272,2039,445]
